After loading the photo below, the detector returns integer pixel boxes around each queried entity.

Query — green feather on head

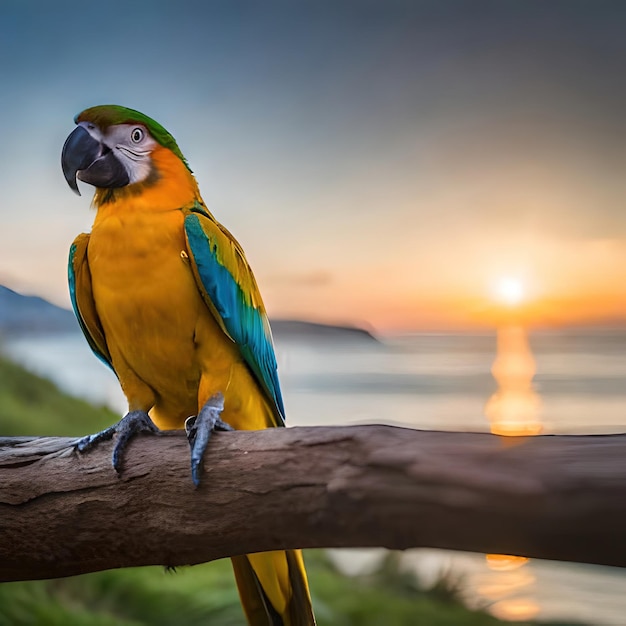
[75,105,191,172]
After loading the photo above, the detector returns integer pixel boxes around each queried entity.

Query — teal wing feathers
[68,234,114,373]
[183,207,285,425]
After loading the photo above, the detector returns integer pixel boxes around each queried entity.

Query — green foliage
[309,551,500,626]
[0,560,241,626]
[0,355,585,626]
[0,355,116,436]
[0,552,584,626]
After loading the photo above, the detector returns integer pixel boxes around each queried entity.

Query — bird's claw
[75,410,159,472]
[185,392,233,487]
[75,428,115,452]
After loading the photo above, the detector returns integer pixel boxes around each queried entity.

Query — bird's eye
[131,128,144,143]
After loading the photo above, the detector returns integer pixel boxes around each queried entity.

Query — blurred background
[0,1,624,624]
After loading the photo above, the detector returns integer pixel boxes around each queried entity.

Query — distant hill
[271,319,379,343]
[0,285,378,343]
[0,286,78,335]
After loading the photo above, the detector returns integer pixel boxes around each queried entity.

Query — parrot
[61,104,315,626]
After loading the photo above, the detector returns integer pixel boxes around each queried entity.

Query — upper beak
[61,125,101,195]
[61,124,130,195]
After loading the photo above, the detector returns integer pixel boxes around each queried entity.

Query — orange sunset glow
[260,232,626,332]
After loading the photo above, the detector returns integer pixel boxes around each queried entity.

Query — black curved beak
[62,126,99,195]
[61,125,130,195]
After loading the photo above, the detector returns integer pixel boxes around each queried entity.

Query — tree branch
[1,425,625,582]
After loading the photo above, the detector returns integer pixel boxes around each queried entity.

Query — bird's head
[61,105,191,197]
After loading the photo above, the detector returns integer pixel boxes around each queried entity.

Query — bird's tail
[231,550,315,626]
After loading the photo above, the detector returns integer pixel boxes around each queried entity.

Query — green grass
[0,354,116,436]
[0,354,585,626]
[0,552,585,626]
[0,559,243,626]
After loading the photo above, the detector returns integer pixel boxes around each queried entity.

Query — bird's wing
[68,233,114,372]
[183,205,285,425]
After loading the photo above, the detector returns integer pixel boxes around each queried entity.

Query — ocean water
[3,328,626,624]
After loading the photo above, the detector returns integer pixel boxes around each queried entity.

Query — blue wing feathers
[184,214,286,424]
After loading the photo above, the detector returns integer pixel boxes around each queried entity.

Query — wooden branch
[1,426,625,582]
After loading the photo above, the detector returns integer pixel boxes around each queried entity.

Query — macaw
[61,104,315,626]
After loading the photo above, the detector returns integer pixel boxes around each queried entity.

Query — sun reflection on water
[481,324,542,619]
[485,325,542,436]
[490,597,541,621]
[485,554,530,571]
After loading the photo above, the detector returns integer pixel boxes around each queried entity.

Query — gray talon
[186,393,233,487]
[75,410,159,472]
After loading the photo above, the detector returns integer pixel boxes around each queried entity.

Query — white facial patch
[102,123,158,184]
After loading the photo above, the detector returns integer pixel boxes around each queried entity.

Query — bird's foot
[185,392,233,487]
[75,410,159,472]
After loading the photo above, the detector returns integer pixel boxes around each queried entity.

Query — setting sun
[493,277,525,307]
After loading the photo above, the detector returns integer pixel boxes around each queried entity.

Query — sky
[0,0,624,332]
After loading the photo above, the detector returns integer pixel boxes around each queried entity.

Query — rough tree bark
[0,425,625,582]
